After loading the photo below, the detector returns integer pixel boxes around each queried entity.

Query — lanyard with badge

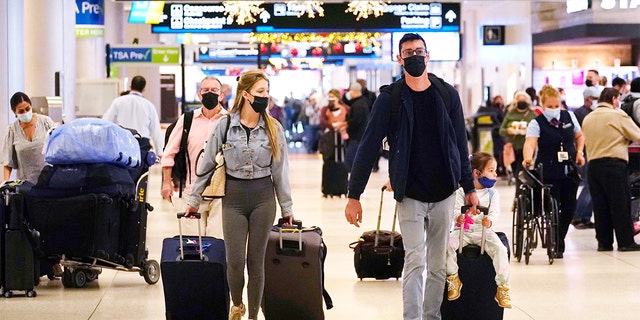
[557,142,569,162]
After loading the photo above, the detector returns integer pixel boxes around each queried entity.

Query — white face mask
[543,108,561,119]
[17,110,33,123]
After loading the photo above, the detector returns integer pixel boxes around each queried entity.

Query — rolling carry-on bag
[350,186,404,280]
[1,187,39,298]
[263,220,333,320]
[441,206,510,320]
[161,213,229,320]
[321,130,348,197]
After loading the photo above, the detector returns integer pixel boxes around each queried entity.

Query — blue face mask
[478,176,497,189]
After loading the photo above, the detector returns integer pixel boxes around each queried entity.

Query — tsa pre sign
[111,48,152,63]
[110,47,180,64]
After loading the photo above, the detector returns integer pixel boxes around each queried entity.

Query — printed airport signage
[76,0,105,38]
[110,47,180,64]
[152,2,460,33]
[75,0,104,25]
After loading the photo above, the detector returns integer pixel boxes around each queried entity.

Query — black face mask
[249,95,269,113]
[403,55,426,77]
[585,79,593,87]
[201,92,219,110]
[516,101,529,110]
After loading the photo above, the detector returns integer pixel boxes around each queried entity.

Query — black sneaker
[597,245,613,252]
[618,243,640,252]
[572,220,587,229]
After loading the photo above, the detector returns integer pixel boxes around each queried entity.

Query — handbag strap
[195,115,231,177]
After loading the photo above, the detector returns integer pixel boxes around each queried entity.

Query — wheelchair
[511,165,560,265]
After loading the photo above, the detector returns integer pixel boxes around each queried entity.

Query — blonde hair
[231,70,283,161]
[328,89,341,99]
[539,85,561,106]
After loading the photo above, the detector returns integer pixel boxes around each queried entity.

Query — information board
[151,2,460,33]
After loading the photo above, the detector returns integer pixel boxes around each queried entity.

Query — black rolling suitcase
[1,184,40,298]
[321,131,348,197]
[25,193,121,262]
[20,163,136,265]
[161,213,229,320]
[441,206,510,320]
[350,186,404,280]
[263,220,333,320]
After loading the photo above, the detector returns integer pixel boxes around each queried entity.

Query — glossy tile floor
[1,153,639,319]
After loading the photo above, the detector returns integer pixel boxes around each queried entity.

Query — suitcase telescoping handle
[376,185,399,248]
[458,206,489,254]
[177,212,203,261]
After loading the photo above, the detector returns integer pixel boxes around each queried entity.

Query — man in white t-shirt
[103,75,164,156]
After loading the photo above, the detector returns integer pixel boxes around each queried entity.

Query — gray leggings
[222,176,276,319]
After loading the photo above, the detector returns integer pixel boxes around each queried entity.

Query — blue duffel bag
[44,118,140,168]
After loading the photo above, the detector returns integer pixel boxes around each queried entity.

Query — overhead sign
[110,47,180,64]
[256,2,460,32]
[75,0,104,25]
[152,2,460,33]
[76,0,104,38]
[152,3,254,33]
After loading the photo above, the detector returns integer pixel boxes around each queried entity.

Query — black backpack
[621,96,640,127]
[163,112,194,197]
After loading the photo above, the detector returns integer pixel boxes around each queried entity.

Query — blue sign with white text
[76,0,105,25]
[110,48,152,63]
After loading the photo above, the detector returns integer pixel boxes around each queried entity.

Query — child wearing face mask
[445,152,512,309]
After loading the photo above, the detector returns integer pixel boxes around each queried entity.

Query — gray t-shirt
[1,114,56,182]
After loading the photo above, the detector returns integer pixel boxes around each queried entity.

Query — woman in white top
[2,92,56,183]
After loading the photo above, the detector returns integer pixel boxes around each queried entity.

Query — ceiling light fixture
[223,1,264,25]
[345,1,388,21]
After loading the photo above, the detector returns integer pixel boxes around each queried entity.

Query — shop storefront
[531,0,640,108]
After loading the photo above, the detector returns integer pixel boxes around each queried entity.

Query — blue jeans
[574,162,593,222]
[398,193,455,320]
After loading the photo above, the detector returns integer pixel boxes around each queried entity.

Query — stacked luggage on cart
[19,118,159,288]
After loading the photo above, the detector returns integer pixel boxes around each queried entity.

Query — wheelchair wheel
[524,234,531,265]
[512,195,526,262]
[544,194,560,265]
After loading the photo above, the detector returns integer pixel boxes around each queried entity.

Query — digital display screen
[152,2,460,33]
[128,1,165,24]
[391,31,461,61]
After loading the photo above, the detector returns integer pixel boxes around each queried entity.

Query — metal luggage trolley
[511,165,560,265]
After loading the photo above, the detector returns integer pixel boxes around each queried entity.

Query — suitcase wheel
[141,259,160,285]
[26,290,36,298]
[62,268,89,288]
[2,290,12,298]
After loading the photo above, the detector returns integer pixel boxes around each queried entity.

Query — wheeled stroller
[511,165,560,265]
